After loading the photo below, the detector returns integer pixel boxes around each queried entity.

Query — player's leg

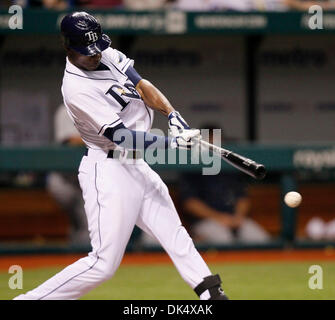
[139,217,234,245]
[135,164,228,300]
[14,157,143,300]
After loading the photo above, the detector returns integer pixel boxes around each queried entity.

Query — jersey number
[106,83,141,111]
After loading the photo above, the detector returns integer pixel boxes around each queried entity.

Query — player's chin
[85,63,100,71]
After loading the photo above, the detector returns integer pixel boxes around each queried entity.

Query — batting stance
[15,12,228,300]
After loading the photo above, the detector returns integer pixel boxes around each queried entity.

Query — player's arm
[69,91,199,151]
[126,66,198,140]
[104,123,199,151]
[136,79,175,117]
[136,78,194,138]
[125,66,174,117]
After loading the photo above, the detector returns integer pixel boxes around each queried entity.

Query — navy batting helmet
[60,12,111,56]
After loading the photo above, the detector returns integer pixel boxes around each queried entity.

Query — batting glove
[170,129,201,150]
[168,111,191,137]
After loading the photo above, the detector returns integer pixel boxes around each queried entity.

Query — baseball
[284,191,302,208]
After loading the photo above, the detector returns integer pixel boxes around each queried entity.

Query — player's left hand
[168,111,190,137]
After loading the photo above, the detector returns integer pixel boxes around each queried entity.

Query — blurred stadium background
[0,0,335,300]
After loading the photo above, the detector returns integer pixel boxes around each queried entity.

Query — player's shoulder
[103,47,127,64]
[103,47,133,72]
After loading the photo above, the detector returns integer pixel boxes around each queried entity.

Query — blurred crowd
[1,0,334,11]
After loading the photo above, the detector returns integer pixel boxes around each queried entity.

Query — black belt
[85,149,142,159]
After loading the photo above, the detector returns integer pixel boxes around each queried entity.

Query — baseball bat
[199,140,267,180]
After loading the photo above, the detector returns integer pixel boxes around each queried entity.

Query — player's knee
[93,266,115,282]
[100,270,115,281]
[94,257,120,281]
[100,264,117,280]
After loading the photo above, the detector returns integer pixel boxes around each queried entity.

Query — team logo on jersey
[85,31,99,43]
[106,83,142,111]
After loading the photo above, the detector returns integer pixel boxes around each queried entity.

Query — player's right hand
[170,129,201,150]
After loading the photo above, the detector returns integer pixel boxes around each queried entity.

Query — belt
[85,149,142,159]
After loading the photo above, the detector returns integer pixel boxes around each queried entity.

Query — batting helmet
[60,12,111,56]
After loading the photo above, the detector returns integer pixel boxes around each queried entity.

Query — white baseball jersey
[61,47,154,151]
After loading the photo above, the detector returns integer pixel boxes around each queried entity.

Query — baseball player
[14,12,228,300]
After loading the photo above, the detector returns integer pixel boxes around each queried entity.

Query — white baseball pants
[14,149,212,300]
